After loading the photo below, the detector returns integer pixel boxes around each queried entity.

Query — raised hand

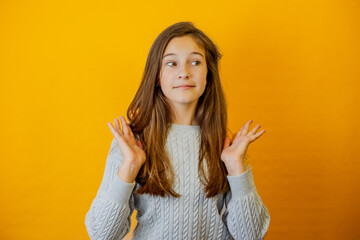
[107,116,146,169]
[221,120,266,175]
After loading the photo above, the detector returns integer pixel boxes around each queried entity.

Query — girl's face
[159,35,207,109]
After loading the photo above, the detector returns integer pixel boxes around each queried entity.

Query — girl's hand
[221,120,266,174]
[107,116,146,168]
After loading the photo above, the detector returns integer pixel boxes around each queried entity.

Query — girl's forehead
[163,36,205,56]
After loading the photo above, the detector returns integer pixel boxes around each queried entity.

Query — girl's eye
[166,61,201,67]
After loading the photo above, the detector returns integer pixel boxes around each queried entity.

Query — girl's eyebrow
[162,52,204,59]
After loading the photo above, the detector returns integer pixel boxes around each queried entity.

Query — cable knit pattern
[183,134,191,239]
[85,123,270,239]
[208,198,217,239]
[192,134,201,239]
[200,194,209,239]
[171,135,180,238]
[164,195,170,239]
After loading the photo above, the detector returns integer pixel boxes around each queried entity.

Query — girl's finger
[231,133,237,143]
[250,129,266,142]
[121,116,134,138]
[248,124,261,136]
[136,139,144,150]
[108,122,131,154]
[237,126,243,137]
[223,136,231,149]
[120,116,129,136]
[243,120,253,133]
[114,118,122,135]
[107,122,122,139]
[121,116,137,145]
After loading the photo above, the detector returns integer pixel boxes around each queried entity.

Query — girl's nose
[178,74,189,79]
[178,65,190,79]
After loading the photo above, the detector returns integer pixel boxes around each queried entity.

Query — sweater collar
[168,123,200,134]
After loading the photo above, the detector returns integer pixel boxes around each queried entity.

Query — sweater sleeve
[222,165,270,240]
[85,138,136,240]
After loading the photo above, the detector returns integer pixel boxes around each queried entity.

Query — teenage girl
[85,21,270,240]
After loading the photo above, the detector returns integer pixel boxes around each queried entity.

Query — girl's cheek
[162,69,172,76]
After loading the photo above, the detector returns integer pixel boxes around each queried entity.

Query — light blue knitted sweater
[85,123,270,240]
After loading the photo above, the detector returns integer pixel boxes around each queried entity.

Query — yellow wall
[1,0,359,239]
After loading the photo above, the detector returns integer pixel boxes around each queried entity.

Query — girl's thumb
[223,136,231,149]
[136,139,143,150]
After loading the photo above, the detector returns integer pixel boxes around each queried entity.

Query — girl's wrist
[117,162,141,183]
[226,161,247,176]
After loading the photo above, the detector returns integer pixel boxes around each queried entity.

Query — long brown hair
[127,21,237,198]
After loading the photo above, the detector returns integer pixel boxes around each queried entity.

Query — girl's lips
[175,86,195,89]
[174,85,195,88]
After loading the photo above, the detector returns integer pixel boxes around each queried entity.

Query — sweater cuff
[106,174,136,205]
[227,165,255,198]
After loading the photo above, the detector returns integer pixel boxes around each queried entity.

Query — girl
[85,21,270,240]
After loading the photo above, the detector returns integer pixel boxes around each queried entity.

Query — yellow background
[1,0,359,239]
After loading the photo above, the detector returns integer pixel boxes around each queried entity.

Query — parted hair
[126,21,239,198]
